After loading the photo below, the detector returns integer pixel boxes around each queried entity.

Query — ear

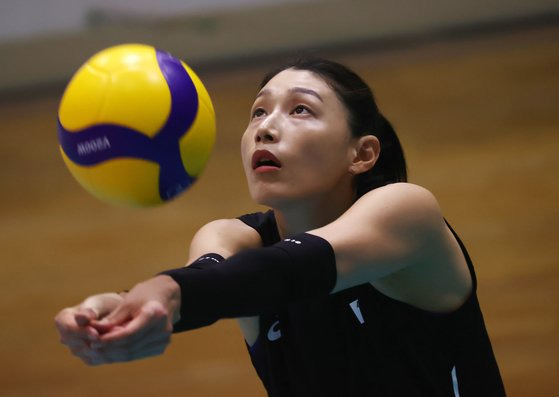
[349,135,380,175]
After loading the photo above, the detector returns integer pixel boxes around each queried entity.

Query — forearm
[161,233,337,332]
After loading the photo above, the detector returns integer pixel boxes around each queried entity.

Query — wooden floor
[0,23,557,397]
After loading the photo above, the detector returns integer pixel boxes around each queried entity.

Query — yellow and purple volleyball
[57,44,216,207]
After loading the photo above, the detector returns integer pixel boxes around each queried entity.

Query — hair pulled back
[260,57,407,198]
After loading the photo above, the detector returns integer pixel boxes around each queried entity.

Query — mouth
[252,150,282,172]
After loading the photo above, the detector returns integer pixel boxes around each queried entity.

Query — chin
[249,186,289,208]
[252,189,318,210]
[251,193,284,208]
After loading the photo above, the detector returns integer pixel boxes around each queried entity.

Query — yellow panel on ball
[92,44,171,137]
[60,149,163,206]
[58,64,110,131]
[179,62,216,178]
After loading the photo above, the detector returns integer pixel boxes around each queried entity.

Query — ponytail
[356,113,407,198]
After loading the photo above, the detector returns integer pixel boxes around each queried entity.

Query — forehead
[259,68,333,97]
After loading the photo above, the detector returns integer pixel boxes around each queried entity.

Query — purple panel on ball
[153,49,199,200]
[57,121,158,165]
[154,49,198,141]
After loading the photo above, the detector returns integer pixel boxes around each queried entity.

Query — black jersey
[238,210,505,397]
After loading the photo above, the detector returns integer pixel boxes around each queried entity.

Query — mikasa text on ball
[57,44,216,207]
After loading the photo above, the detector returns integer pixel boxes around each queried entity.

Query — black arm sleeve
[160,233,337,332]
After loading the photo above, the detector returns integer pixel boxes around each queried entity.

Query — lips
[252,150,282,170]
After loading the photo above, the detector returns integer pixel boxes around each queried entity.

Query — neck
[272,186,355,238]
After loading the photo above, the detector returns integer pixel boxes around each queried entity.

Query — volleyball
[57,44,216,207]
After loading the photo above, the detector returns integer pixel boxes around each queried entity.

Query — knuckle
[54,316,69,331]
[79,307,97,318]
[145,302,166,318]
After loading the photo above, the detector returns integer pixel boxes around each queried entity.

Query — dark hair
[260,57,407,198]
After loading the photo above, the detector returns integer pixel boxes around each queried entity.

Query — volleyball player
[55,58,506,396]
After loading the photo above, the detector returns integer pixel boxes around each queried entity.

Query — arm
[178,218,262,343]
[187,218,262,261]
[83,184,469,363]
[160,183,470,330]
[55,218,261,365]
[311,183,472,311]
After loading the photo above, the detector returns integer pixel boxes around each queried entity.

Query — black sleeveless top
[239,210,505,397]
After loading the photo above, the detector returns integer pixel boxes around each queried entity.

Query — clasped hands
[54,275,181,365]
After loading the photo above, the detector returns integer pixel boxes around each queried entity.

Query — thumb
[74,307,98,327]
[91,303,132,333]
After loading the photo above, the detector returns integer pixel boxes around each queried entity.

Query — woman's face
[241,68,356,207]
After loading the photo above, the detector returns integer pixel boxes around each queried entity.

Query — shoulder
[316,183,444,242]
[348,183,444,239]
[188,217,263,262]
[198,217,258,235]
[359,182,440,214]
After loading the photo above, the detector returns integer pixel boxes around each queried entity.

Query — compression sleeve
[160,233,337,332]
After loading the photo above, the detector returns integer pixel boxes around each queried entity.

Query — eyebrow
[255,87,324,102]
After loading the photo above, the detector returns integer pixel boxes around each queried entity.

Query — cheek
[305,129,351,166]
[293,136,351,181]
[240,132,252,169]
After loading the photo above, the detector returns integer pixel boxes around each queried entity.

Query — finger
[95,302,168,348]
[71,346,106,366]
[54,308,78,334]
[90,303,133,333]
[81,292,124,320]
[58,336,103,366]
[94,333,171,364]
[60,336,88,350]
[55,309,99,343]
[74,308,98,326]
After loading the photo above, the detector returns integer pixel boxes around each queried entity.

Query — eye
[251,107,266,119]
[292,105,311,115]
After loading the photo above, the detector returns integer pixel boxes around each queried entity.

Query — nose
[255,130,276,143]
[255,112,279,143]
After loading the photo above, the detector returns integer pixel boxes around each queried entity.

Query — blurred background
[0,0,558,396]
